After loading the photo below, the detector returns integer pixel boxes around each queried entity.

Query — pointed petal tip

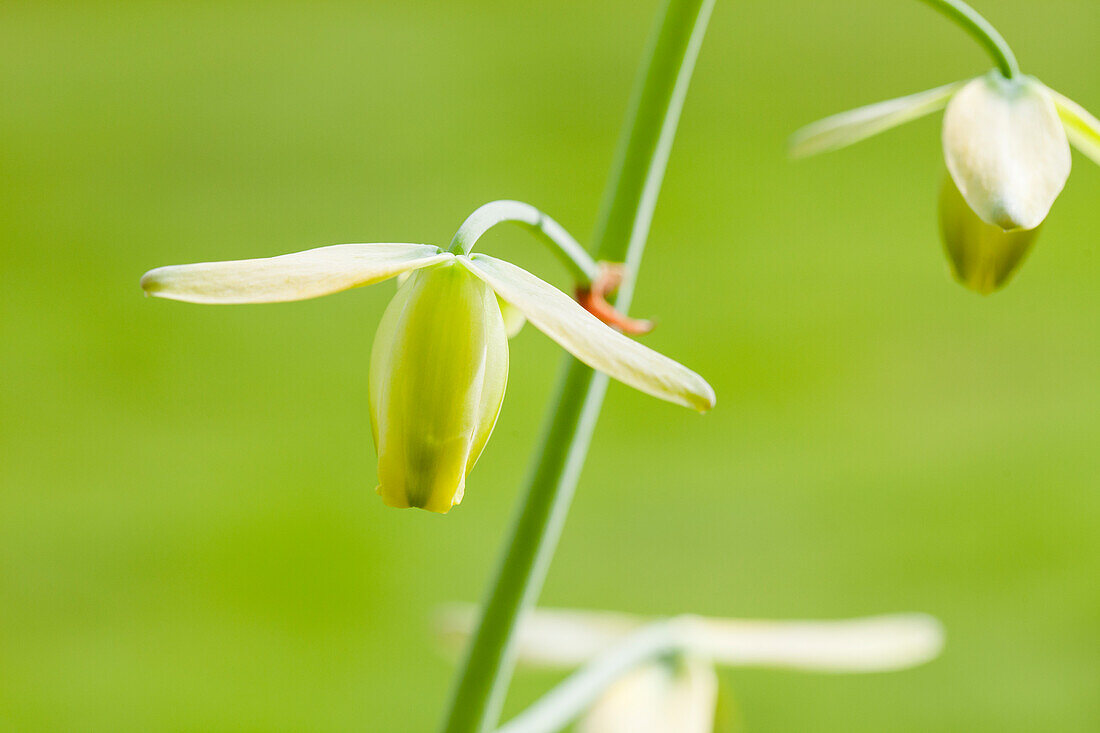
[140,266,192,301]
[691,381,717,413]
[786,135,817,160]
[141,265,187,294]
[139,267,164,294]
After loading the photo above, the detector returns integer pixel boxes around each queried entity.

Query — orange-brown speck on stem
[574,262,654,335]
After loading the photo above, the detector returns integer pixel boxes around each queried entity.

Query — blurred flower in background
[791,70,1100,293]
[439,605,944,731]
[577,658,719,733]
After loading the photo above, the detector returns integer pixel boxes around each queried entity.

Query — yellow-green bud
[939,173,1041,294]
[369,261,509,513]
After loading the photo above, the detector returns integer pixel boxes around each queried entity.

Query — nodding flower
[792,68,1099,294]
[141,203,715,513]
[437,605,945,733]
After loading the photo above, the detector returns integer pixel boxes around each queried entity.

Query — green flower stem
[448,200,600,285]
[437,1,715,732]
[918,0,1019,79]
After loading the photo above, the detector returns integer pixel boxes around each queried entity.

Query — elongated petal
[939,173,1041,294]
[943,73,1070,230]
[577,659,717,733]
[678,614,943,672]
[1048,88,1100,166]
[438,605,943,673]
[141,243,451,304]
[437,605,643,667]
[789,81,964,158]
[460,254,715,412]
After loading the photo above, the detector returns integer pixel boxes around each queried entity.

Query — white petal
[943,73,1071,231]
[141,243,451,304]
[436,604,643,668]
[1048,88,1100,166]
[679,614,944,672]
[438,605,943,673]
[460,254,715,412]
[789,81,964,158]
[577,660,717,733]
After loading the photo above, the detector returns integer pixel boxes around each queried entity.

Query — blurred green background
[3,0,1099,730]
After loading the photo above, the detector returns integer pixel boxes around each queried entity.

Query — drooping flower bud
[939,173,1041,294]
[141,208,716,513]
[942,72,1070,232]
[790,54,1100,294]
[577,658,719,733]
[369,261,509,513]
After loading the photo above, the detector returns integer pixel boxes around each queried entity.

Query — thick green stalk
[436,1,715,732]
[918,0,1019,79]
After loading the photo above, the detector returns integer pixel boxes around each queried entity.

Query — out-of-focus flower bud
[791,60,1100,294]
[939,173,1041,294]
[942,72,1070,232]
[369,261,509,513]
[577,658,718,733]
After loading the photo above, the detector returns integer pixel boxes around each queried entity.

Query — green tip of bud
[938,173,1041,294]
[369,261,509,514]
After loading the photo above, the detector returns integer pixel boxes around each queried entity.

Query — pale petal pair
[439,605,943,733]
[791,71,1100,292]
[438,605,944,672]
[142,244,715,410]
[142,242,715,512]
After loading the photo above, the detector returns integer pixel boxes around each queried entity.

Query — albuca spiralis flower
[437,605,943,732]
[141,206,715,513]
[791,70,1100,293]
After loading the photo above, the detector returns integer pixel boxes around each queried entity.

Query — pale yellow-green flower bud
[578,659,718,733]
[790,65,1100,294]
[939,173,1041,294]
[369,261,509,513]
